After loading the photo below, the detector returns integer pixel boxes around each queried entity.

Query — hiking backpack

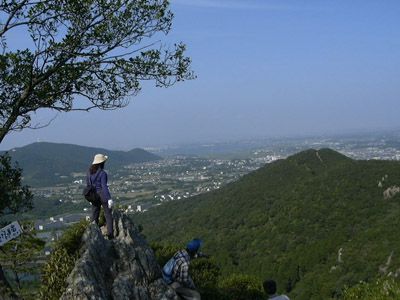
[162,256,176,284]
[82,171,101,204]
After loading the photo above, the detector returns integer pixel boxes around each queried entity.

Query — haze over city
[1,0,399,150]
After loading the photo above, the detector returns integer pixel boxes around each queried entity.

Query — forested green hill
[135,148,400,299]
[3,142,161,186]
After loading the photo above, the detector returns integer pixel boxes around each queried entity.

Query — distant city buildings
[31,132,400,247]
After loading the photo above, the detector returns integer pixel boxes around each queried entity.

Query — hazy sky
[1,0,400,150]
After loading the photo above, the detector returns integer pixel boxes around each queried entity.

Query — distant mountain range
[2,142,161,186]
[135,148,400,299]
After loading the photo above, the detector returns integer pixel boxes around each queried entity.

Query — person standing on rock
[87,153,114,239]
[163,239,202,300]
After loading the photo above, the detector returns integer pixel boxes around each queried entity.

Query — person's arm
[100,171,112,201]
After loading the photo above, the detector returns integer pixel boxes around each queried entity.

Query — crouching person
[163,239,202,300]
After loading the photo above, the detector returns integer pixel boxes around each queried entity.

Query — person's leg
[171,283,201,300]
[91,202,101,224]
[101,201,113,238]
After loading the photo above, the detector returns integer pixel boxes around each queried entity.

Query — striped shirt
[172,249,195,289]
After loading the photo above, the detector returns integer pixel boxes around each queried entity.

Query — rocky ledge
[60,211,178,300]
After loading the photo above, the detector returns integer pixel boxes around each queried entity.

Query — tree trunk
[0,264,19,300]
[0,85,31,145]
[0,128,9,146]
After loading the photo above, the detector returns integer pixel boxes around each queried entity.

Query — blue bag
[162,257,176,284]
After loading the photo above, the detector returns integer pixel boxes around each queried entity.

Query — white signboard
[0,221,23,246]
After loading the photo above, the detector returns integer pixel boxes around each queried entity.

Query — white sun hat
[92,154,108,165]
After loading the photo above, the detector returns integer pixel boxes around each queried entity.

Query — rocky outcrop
[60,211,178,300]
[383,186,400,199]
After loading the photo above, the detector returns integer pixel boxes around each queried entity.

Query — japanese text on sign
[0,221,22,246]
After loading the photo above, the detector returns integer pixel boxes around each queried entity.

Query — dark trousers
[91,200,113,237]
[170,282,201,300]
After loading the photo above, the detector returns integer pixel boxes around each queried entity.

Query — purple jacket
[86,169,111,202]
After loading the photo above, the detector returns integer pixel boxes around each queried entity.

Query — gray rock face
[60,211,178,300]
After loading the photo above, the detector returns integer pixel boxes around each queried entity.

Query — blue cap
[186,238,202,252]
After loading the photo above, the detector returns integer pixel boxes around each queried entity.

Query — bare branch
[25,112,59,130]
[0,0,30,38]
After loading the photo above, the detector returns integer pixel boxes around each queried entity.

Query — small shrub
[191,258,222,300]
[219,273,264,300]
[40,219,89,299]
[151,242,180,266]
[191,258,221,288]
[55,219,89,255]
[39,248,76,300]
